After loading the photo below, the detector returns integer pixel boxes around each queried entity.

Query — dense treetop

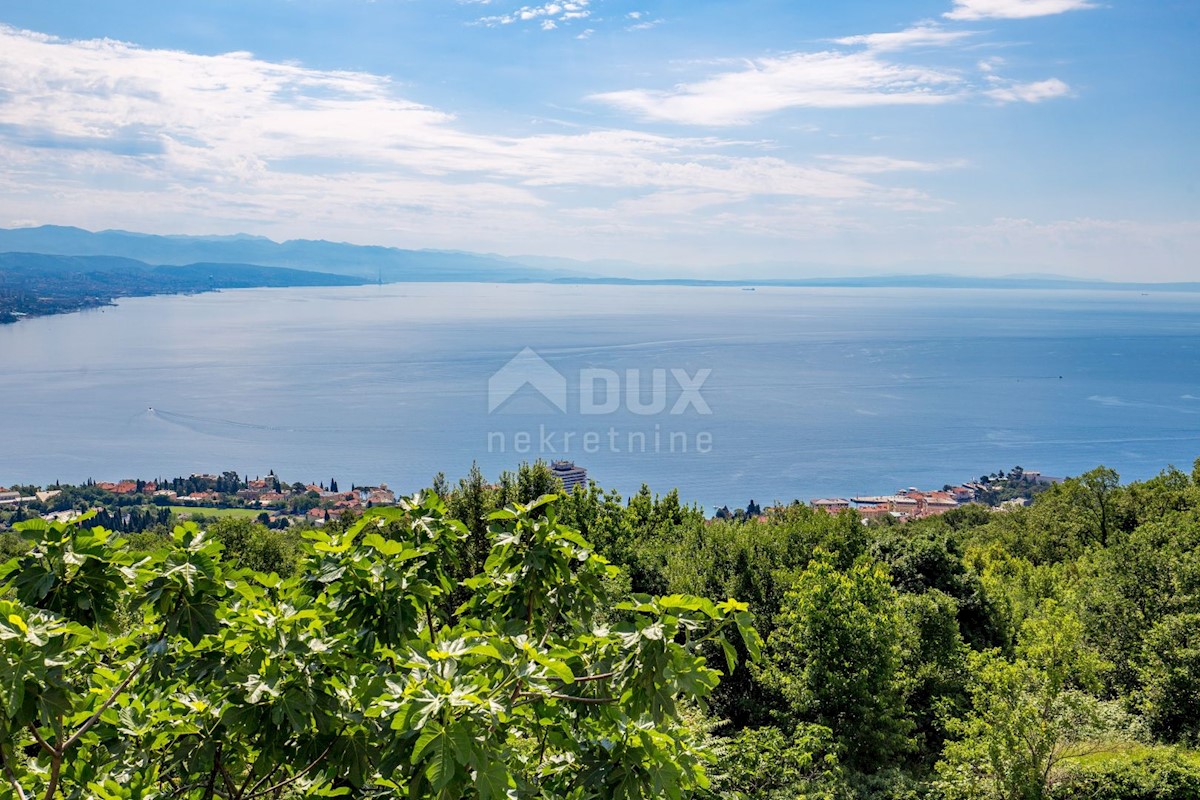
[3,458,1200,799]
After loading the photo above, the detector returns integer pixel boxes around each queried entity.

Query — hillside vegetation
[2,459,1200,799]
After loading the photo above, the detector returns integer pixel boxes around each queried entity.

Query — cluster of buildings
[95,480,153,494]
[0,487,61,506]
[6,464,593,529]
[1,472,406,529]
[811,485,977,522]
[810,469,1063,522]
[236,478,395,509]
[165,479,398,523]
[288,485,399,523]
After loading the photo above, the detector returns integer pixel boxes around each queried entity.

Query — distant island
[3,224,1200,323]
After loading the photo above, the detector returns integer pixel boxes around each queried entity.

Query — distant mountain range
[1,225,1198,294]
[0,226,579,283]
[0,252,367,287]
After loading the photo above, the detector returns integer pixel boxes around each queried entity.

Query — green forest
[2,460,1200,799]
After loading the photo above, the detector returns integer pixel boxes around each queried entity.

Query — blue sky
[0,0,1196,278]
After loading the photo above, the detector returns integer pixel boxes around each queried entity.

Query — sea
[2,283,1198,511]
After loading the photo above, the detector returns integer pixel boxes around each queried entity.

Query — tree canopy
[0,493,756,800]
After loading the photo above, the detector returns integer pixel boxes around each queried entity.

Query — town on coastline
[1,461,1055,532]
[808,467,1063,522]
[708,466,1061,522]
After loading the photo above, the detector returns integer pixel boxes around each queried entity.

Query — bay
[2,283,1198,511]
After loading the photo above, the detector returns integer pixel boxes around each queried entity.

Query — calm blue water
[2,284,1198,510]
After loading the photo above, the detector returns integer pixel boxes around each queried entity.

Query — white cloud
[0,23,1154,274]
[609,189,739,218]
[590,51,964,125]
[477,0,591,28]
[977,56,1005,73]
[945,0,1096,20]
[0,24,944,250]
[832,24,975,52]
[985,77,1071,103]
[591,16,1080,125]
[818,155,966,174]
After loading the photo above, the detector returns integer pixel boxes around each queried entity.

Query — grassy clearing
[166,505,265,519]
[1068,741,1200,768]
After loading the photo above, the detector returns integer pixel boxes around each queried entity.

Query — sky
[0,0,1196,279]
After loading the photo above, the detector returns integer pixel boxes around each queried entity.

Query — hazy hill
[0,253,367,286]
[3,226,1199,293]
[0,252,369,322]
[0,226,578,283]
